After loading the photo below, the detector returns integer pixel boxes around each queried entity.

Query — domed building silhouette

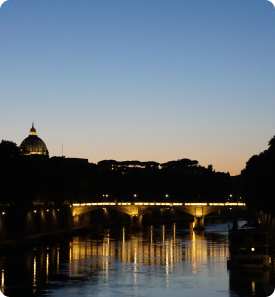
[20,123,48,156]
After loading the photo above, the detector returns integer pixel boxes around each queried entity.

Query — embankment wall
[0,205,74,240]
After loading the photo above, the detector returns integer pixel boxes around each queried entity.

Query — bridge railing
[72,202,246,207]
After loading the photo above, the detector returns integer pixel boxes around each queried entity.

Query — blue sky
[1,0,275,175]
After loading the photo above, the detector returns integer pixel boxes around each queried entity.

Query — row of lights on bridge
[103,194,169,198]
[1,209,60,214]
[103,194,241,200]
[1,209,60,215]
[33,209,60,213]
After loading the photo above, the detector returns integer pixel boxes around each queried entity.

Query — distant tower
[20,123,48,156]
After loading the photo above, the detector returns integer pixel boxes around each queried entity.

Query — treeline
[241,136,275,214]
[0,140,232,205]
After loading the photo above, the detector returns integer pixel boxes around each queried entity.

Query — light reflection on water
[0,221,271,297]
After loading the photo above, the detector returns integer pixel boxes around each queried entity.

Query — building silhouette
[20,123,48,156]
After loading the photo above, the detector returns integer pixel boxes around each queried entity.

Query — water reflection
[33,256,36,293]
[1,268,4,295]
[229,269,269,297]
[0,221,272,297]
[71,225,186,272]
[68,223,231,297]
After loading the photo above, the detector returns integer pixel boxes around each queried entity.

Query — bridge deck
[72,202,245,207]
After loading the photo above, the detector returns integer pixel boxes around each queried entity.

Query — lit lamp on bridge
[102,194,108,202]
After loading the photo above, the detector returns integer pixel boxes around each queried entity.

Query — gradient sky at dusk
[1,0,275,175]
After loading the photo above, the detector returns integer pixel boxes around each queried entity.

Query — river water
[0,220,272,297]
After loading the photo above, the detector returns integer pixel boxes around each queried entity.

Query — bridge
[71,202,246,230]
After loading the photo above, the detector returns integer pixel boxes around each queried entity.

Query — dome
[20,123,48,155]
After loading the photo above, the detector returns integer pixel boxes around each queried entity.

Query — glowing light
[34,210,37,213]
[1,269,4,294]
[2,212,5,215]
[251,247,255,251]
[47,209,49,212]
[252,281,255,296]
[33,256,36,289]
[46,252,49,283]
[57,247,60,273]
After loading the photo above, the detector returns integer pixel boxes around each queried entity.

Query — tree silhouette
[0,140,20,159]
[242,135,275,213]
[268,135,275,148]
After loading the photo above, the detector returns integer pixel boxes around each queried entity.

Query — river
[0,220,271,297]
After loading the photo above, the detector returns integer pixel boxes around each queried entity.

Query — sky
[0,0,275,175]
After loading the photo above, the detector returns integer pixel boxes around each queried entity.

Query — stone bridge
[71,202,246,230]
